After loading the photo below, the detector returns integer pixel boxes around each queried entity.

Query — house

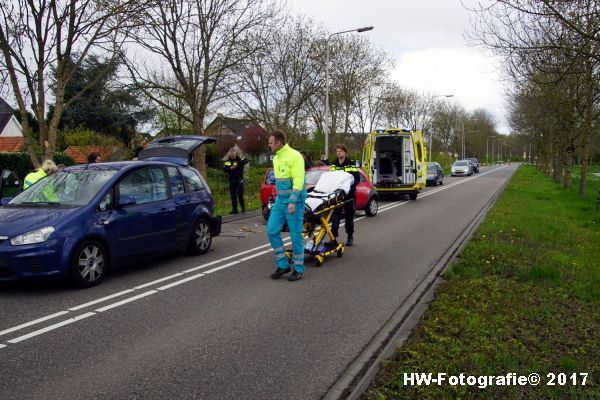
[64,146,122,164]
[204,114,269,162]
[0,98,25,153]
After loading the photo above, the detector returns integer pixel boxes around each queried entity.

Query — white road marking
[7,312,96,344]
[94,291,157,312]
[0,166,508,346]
[0,311,70,336]
[134,273,185,290]
[68,289,136,311]
[157,273,206,291]
[0,344,6,350]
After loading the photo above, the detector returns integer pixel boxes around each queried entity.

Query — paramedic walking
[330,144,360,246]
[223,148,248,214]
[267,130,307,281]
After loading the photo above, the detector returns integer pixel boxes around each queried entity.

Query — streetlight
[430,94,454,161]
[486,135,497,165]
[324,26,374,159]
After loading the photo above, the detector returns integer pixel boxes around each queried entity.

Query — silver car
[451,160,473,176]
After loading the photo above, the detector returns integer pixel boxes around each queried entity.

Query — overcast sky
[286,0,509,134]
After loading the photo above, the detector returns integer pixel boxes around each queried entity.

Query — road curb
[221,209,263,224]
[322,167,514,400]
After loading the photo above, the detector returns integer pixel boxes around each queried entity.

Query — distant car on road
[451,160,473,177]
[426,162,444,186]
[464,158,480,173]
[260,165,379,220]
[0,136,221,288]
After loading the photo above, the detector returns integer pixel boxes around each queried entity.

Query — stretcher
[285,171,354,267]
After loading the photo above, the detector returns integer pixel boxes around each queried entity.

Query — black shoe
[346,237,353,246]
[271,267,291,280]
[231,209,238,214]
[287,270,303,281]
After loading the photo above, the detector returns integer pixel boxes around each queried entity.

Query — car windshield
[427,163,437,169]
[466,158,478,163]
[454,161,469,166]
[305,170,326,185]
[9,169,117,206]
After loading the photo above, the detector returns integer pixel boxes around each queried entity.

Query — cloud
[390,48,509,133]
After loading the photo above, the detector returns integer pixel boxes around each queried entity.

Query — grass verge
[206,165,268,216]
[363,164,600,399]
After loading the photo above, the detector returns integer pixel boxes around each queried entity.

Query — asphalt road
[0,164,517,400]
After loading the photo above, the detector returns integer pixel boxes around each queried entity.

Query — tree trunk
[192,115,207,178]
[562,141,573,190]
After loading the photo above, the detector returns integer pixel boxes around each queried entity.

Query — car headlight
[10,226,55,246]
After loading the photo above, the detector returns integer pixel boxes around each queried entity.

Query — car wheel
[262,198,274,221]
[365,196,378,217]
[187,217,212,255]
[409,192,418,200]
[70,240,108,288]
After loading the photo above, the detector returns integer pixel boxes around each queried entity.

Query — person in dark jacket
[329,144,360,246]
[223,148,248,214]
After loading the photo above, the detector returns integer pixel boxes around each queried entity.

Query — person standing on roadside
[319,152,329,166]
[223,148,248,214]
[330,144,360,246]
[267,130,307,281]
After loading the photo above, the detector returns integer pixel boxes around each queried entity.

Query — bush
[0,152,75,179]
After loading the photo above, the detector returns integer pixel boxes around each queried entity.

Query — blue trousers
[267,200,304,273]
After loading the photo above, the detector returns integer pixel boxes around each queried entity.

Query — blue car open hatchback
[0,136,221,287]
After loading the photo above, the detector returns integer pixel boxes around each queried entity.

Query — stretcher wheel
[315,255,324,267]
[337,247,344,258]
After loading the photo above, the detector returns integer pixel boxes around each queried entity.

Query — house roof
[0,137,25,152]
[64,146,120,164]
[205,116,266,136]
[0,98,15,134]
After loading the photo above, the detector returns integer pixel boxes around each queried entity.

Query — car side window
[167,166,185,195]
[266,169,275,185]
[119,167,168,204]
[180,168,204,192]
[359,173,366,183]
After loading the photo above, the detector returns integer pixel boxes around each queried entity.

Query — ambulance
[362,128,427,200]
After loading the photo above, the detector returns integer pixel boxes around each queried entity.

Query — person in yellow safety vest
[329,144,361,246]
[267,130,307,282]
[23,160,58,189]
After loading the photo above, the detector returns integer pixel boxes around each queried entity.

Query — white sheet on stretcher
[305,171,354,211]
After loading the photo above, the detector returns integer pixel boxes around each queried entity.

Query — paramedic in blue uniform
[223,148,248,214]
[267,130,307,281]
[330,144,360,246]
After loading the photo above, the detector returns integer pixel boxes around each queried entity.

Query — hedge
[0,152,75,180]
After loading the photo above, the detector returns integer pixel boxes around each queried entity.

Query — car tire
[409,192,418,200]
[365,196,378,217]
[70,240,108,288]
[187,217,212,255]
[262,198,274,221]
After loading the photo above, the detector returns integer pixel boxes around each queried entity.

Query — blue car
[0,136,221,287]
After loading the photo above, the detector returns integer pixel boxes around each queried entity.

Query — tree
[127,0,280,176]
[0,0,140,167]
[49,54,154,147]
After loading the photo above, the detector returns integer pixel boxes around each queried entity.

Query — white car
[451,160,473,176]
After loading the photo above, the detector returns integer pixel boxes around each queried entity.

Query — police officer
[223,148,248,214]
[330,144,360,246]
[267,130,307,281]
[23,160,58,189]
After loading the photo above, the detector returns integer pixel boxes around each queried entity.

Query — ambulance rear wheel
[409,192,418,200]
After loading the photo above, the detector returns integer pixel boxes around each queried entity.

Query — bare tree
[128,0,280,176]
[0,0,139,167]
[229,15,324,135]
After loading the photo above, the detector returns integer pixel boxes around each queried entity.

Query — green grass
[206,165,268,216]
[363,165,600,399]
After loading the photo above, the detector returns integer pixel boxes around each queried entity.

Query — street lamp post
[324,26,373,159]
[430,94,454,161]
[486,135,496,165]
